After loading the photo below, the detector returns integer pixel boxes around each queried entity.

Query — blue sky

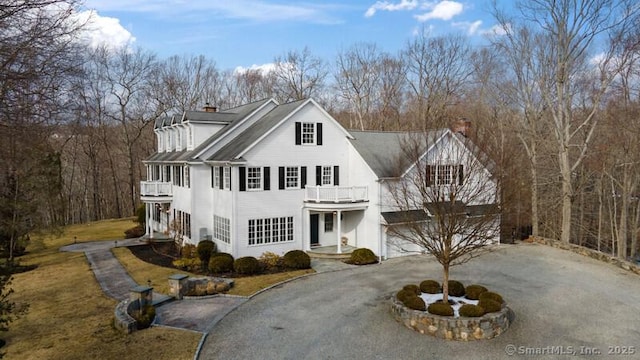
[81,0,511,70]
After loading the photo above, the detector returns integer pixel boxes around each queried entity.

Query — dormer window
[295,122,323,146]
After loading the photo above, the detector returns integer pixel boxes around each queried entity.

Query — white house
[140,98,499,259]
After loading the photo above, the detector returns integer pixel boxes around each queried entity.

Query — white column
[336,210,342,254]
[302,208,310,251]
[148,203,154,239]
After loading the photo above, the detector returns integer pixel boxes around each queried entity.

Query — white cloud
[482,23,509,36]
[76,10,135,49]
[415,1,463,22]
[452,20,482,35]
[364,0,419,18]
[234,63,277,74]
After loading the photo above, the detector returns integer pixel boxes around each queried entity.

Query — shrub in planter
[209,253,234,273]
[419,280,441,294]
[478,299,502,313]
[396,289,416,303]
[349,248,377,265]
[283,250,311,269]
[124,225,145,239]
[259,251,282,270]
[479,291,503,304]
[465,285,488,300]
[447,280,466,297]
[459,304,485,317]
[427,302,454,316]
[403,295,426,311]
[403,284,420,295]
[234,256,261,275]
[134,305,156,329]
[197,240,216,266]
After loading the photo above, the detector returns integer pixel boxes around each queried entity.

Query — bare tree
[495,0,640,244]
[273,47,328,102]
[386,131,500,302]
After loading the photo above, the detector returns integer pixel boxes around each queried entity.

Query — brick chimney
[203,102,217,113]
[451,118,471,137]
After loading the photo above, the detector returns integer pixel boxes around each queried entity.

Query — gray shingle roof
[381,202,498,225]
[348,129,447,178]
[206,99,308,162]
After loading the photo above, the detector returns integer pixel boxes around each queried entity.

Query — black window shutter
[301,166,307,188]
[458,165,464,185]
[211,167,214,188]
[425,165,431,187]
[219,167,224,189]
[264,167,270,190]
[279,167,285,190]
[315,166,321,185]
[316,123,323,145]
[295,122,301,145]
[228,168,231,190]
[333,166,339,186]
[239,167,246,191]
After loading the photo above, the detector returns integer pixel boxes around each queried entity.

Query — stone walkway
[60,238,353,335]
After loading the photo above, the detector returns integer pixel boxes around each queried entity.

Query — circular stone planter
[390,296,513,341]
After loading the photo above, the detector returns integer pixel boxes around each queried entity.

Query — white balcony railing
[304,185,368,203]
[140,181,173,197]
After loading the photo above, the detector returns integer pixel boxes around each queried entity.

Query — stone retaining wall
[114,299,137,334]
[169,275,234,298]
[530,237,640,276]
[390,297,512,341]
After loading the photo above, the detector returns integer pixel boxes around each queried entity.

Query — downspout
[378,179,383,263]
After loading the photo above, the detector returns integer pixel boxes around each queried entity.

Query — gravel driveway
[199,243,640,360]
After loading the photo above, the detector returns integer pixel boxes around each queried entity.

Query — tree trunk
[559,146,572,243]
[442,262,450,303]
[530,143,539,237]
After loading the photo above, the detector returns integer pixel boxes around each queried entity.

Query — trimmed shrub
[427,302,454,316]
[136,204,146,227]
[259,251,282,269]
[172,257,200,272]
[181,244,197,259]
[133,305,156,329]
[403,295,426,311]
[419,280,441,294]
[403,284,420,295]
[209,253,234,273]
[479,291,504,304]
[283,250,311,269]
[459,304,485,317]
[478,298,502,313]
[234,256,261,275]
[197,240,216,265]
[350,248,378,265]
[465,285,488,300]
[124,225,145,239]
[396,289,415,303]
[447,280,466,297]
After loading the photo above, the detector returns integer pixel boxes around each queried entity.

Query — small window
[324,213,333,232]
[322,166,332,186]
[213,166,220,188]
[286,167,299,189]
[302,123,315,144]
[247,167,262,190]
[223,167,231,190]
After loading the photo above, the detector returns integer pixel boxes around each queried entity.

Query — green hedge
[479,291,503,304]
[209,253,234,273]
[234,256,261,275]
[447,280,466,297]
[427,302,454,316]
[419,280,440,294]
[403,284,420,295]
[478,298,502,313]
[283,250,311,269]
[403,296,426,311]
[465,285,488,300]
[350,248,378,265]
[459,304,485,317]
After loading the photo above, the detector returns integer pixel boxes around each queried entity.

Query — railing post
[316,186,320,203]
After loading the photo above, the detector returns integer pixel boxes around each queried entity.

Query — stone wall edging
[114,299,137,334]
[530,237,640,276]
[390,296,512,341]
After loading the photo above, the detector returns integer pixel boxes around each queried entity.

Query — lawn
[3,218,201,360]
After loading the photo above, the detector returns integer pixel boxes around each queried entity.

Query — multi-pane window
[247,167,262,190]
[184,166,190,188]
[213,215,230,243]
[213,166,220,188]
[286,167,299,189]
[427,165,463,186]
[248,216,294,245]
[302,123,315,144]
[223,167,231,190]
[322,166,332,185]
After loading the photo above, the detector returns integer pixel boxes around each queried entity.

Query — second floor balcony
[304,185,368,204]
[140,181,173,201]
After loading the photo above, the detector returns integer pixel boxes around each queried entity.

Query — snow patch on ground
[419,293,479,317]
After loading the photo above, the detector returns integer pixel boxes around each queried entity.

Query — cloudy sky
[80,0,513,70]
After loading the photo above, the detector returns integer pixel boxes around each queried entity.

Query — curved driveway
[200,244,640,359]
